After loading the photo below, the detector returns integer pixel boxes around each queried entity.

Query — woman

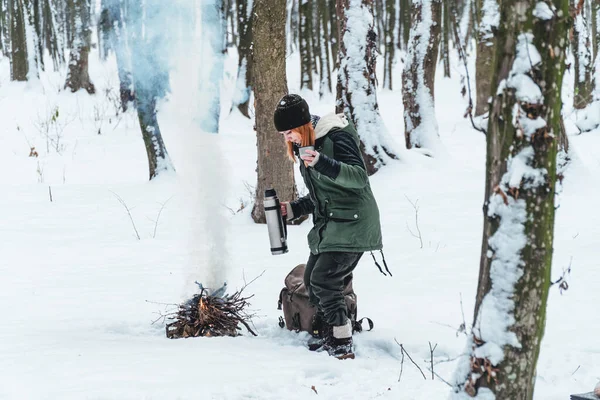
[274,94,385,360]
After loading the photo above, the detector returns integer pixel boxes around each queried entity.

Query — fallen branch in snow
[405,195,423,249]
[394,339,427,381]
[110,191,141,240]
[49,186,53,203]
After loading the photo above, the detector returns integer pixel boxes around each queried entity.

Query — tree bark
[64,0,95,94]
[475,0,499,116]
[251,0,298,223]
[572,0,593,109]
[454,0,568,398]
[402,0,442,151]
[10,0,28,81]
[338,0,397,175]
[232,0,253,118]
[299,0,313,90]
[383,0,395,89]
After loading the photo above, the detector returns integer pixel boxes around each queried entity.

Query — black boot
[323,320,354,360]
[307,313,330,351]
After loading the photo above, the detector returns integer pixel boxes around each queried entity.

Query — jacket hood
[314,113,350,139]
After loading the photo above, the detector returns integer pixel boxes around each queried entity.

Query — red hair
[286,122,316,162]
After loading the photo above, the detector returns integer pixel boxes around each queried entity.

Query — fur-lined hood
[314,113,350,139]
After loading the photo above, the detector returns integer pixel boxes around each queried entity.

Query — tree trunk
[441,0,451,78]
[402,0,442,151]
[289,0,299,53]
[572,0,593,109]
[400,0,410,49]
[251,0,298,223]
[318,0,332,98]
[10,0,29,81]
[101,0,134,111]
[42,0,64,70]
[592,0,599,54]
[232,0,253,118]
[374,0,384,48]
[200,0,225,133]
[127,0,175,180]
[329,0,339,63]
[64,0,95,93]
[299,0,313,90]
[1,0,8,53]
[475,0,499,116]
[453,0,568,398]
[338,0,397,175]
[383,0,395,89]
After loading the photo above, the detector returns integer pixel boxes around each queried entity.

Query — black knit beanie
[273,94,311,131]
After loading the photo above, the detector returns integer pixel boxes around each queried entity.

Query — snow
[480,0,500,42]
[1,11,600,400]
[533,2,554,20]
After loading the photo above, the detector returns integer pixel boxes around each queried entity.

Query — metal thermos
[264,188,288,255]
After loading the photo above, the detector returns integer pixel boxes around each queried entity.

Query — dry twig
[110,191,140,240]
[394,339,427,381]
[405,195,423,248]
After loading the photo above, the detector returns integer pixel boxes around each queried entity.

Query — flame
[199,297,207,311]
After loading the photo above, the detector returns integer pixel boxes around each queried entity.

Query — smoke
[120,0,230,292]
[183,133,230,293]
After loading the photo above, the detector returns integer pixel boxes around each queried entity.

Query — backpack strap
[370,250,392,277]
[353,317,374,333]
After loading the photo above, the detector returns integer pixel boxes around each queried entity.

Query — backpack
[277,263,373,337]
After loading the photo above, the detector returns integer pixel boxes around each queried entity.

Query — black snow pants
[304,251,363,327]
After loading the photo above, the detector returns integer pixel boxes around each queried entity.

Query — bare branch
[394,339,427,380]
[110,191,141,240]
[153,196,174,238]
[405,195,423,248]
[429,342,438,380]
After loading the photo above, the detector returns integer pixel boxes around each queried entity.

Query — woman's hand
[300,149,319,166]
[280,201,288,216]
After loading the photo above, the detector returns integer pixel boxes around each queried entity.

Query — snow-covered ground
[1,38,599,400]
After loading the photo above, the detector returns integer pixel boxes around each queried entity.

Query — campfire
[165,282,258,339]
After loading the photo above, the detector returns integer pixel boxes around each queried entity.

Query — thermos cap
[265,188,277,197]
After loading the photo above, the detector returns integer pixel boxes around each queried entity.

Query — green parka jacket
[289,113,383,255]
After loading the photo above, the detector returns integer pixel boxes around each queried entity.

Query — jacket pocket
[326,208,360,221]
